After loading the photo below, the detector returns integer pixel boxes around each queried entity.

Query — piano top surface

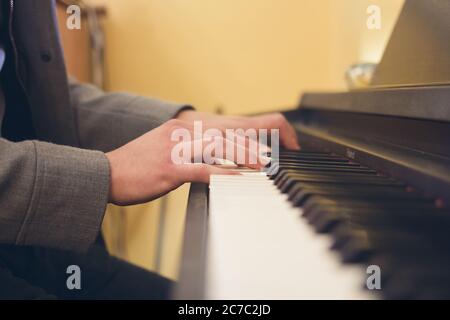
[371,0,450,88]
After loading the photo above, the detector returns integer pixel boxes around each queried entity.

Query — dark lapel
[12,0,79,146]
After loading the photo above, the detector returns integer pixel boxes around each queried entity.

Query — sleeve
[69,77,194,152]
[0,138,110,252]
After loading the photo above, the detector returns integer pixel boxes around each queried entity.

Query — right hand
[106,119,265,206]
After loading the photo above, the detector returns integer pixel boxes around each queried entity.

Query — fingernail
[259,155,271,166]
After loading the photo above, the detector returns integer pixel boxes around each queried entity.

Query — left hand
[176,110,300,151]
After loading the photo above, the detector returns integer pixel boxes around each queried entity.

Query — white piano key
[205,171,377,299]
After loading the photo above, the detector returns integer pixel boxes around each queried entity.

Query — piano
[174,0,450,299]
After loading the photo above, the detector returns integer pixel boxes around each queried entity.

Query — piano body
[175,0,450,299]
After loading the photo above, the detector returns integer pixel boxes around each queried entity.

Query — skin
[106,111,300,206]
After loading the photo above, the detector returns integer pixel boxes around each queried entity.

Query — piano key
[311,206,450,231]
[276,174,402,192]
[311,207,450,234]
[371,252,450,282]
[274,154,350,162]
[332,230,434,263]
[206,147,450,299]
[290,185,419,206]
[301,196,436,219]
[266,161,365,177]
[207,170,375,299]
[268,163,370,177]
[276,167,378,178]
[331,225,450,264]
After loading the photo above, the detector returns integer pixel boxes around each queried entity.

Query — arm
[0,78,298,252]
[68,77,193,152]
[0,138,109,252]
[68,79,300,209]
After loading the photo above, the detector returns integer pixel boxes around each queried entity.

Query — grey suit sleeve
[0,138,110,252]
[69,77,193,152]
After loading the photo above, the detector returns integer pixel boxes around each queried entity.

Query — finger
[215,136,268,169]
[184,137,268,170]
[271,115,300,151]
[249,113,300,150]
[204,126,254,155]
[170,120,271,157]
[226,131,271,155]
[169,120,271,167]
[282,121,301,150]
[210,158,239,168]
[181,163,241,183]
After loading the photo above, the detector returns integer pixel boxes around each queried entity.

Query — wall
[329,0,405,87]
[85,0,404,279]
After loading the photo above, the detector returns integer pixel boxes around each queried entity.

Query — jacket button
[40,51,52,63]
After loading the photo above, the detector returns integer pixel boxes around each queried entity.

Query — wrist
[106,151,121,204]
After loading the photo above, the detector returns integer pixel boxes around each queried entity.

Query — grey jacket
[0,0,189,252]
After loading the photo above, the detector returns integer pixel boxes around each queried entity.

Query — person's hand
[177,110,300,150]
[106,119,266,206]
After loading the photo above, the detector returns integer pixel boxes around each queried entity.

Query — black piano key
[305,194,436,216]
[313,207,450,242]
[267,161,365,178]
[302,196,436,219]
[332,223,450,264]
[277,166,378,177]
[370,253,450,283]
[270,148,450,298]
[272,159,360,167]
[290,185,418,206]
[335,230,442,263]
[268,162,361,177]
[277,174,397,193]
[276,169,379,187]
[272,163,368,175]
[279,149,344,156]
[276,171,397,185]
[277,154,349,162]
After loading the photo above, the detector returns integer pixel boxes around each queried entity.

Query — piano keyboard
[206,150,450,299]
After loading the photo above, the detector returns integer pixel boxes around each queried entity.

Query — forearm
[0,138,109,252]
[69,77,193,152]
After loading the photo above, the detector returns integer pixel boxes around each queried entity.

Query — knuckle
[275,113,286,124]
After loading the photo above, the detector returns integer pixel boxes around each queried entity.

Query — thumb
[181,163,241,183]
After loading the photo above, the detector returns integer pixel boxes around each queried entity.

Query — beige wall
[329,0,404,87]
[94,0,335,114]
[89,0,404,279]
